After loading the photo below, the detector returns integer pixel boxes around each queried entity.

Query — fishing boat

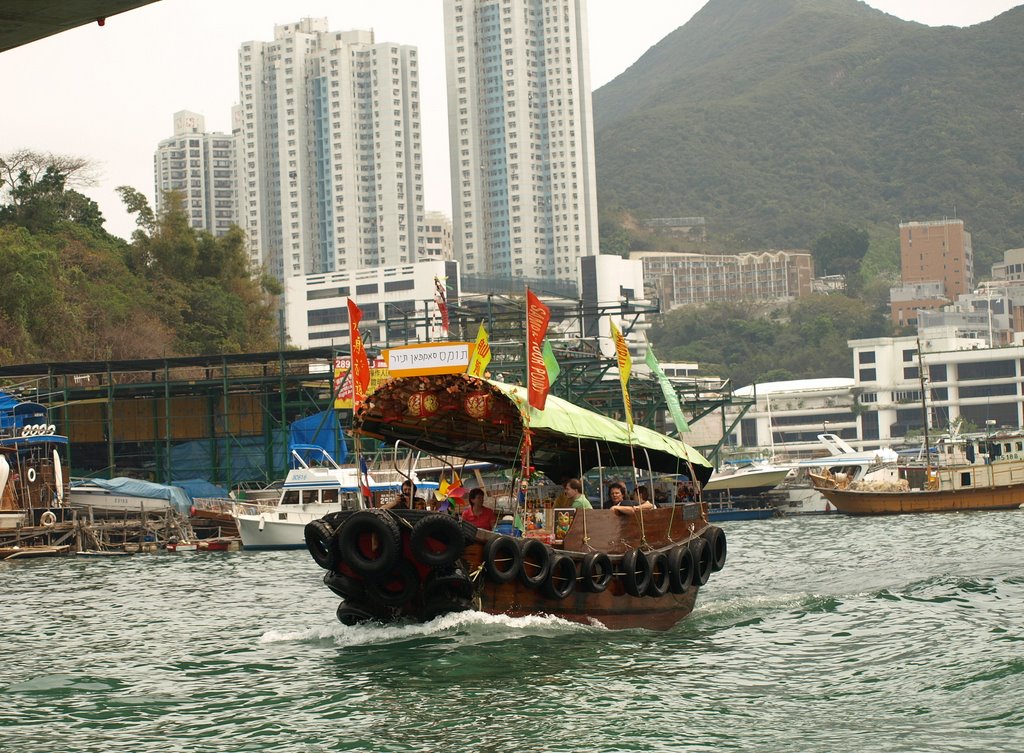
[232,444,432,550]
[0,392,70,529]
[768,434,899,514]
[305,373,725,631]
[810,432,1024,515]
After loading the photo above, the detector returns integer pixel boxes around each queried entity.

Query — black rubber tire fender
[520,538,552,589]
[423,565,474,602]
[483,535,522,583]
[323,570,365,601]
[702,525,728,572]
[620,549,652,597]
[336,509,402,577]
[336,601,379,626]
[410,513,466,568]
[304,519,336,570]
[366,559,421,607]
[689,537,713,586]
[667,544,695,594]
[542,554,577,600]
[580,551,613,593]
[646,551,671,598]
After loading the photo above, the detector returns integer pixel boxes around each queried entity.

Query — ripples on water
[2,513,1023,752]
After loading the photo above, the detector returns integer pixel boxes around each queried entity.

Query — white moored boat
[67,478,188,516]
[232,445,432,550]
[702,460,790,499]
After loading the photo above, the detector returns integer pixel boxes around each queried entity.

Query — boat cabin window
[281,490,301,505]
[321,489,338,505]
[960,472,972,487]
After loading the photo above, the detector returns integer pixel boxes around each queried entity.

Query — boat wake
[259,609,604,647]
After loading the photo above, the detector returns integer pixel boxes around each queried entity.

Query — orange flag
[347,299,371,409]
[526,288,551,411]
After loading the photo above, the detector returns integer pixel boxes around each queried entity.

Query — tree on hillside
[118,187,280,355]
[0,165,105,234]
[811,225,870,280]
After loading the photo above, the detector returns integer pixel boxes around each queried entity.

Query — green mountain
[593,0,1024,271]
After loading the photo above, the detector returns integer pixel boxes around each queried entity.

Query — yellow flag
[609,318,633,429]
[466,322,492,377]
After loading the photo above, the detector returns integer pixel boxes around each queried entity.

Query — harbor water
[3,511,1023,753]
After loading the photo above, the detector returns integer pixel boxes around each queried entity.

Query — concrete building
[237,20,423,282]
[443,0,599,283]
[893,219,974,324]
[421,211,454,261]
[889,281,949,328]
[850,335,1024,439]
[284,260,459,349]
[728,378,859,454]
[153,110,238,237]
[632,250,814,310]
[580,255,650,359]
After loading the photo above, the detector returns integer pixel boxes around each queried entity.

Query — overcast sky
[1,0,1019,240]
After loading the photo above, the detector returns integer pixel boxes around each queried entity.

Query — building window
[859,368,877,382]
[858,351,876,364]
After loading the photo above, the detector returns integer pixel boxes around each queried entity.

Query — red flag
[526,288,551,410]
[347,299,371,409]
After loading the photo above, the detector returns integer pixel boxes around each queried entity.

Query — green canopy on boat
[355,374,713,486]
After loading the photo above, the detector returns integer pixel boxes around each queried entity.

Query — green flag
[542,339,560,385]
[645,345,690,433]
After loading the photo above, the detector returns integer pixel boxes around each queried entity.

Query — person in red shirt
[461,487,497,530]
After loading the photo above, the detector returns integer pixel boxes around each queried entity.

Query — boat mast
[916,337,931,476]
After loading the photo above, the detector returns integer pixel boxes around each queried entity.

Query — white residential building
[443,0,600,283]
[237,20,424,282]
[153,110,238,236]
[284,260,459,349]
[421,211,454,260]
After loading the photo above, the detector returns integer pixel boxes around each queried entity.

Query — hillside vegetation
[0,152,279,365]
[594,0,1024,272]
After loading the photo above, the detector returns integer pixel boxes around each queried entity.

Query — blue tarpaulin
[70,477,193,514]
[289,410,345,466]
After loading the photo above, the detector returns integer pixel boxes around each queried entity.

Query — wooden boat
[810,432,1024,515]
[305,374,724,631]
[0,407,70,530]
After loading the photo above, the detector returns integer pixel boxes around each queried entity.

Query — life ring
[27,468,37,483]
[542,554,577,600]
[304,519,337,570]
[519,538,552,589]
[702,525,728,572]
[645,551,670,597]
[323,570,365,601]
[40,510,57,527]
[410,513,465,568]
[336,509,401,577]
[667,545,695,594]
[689,537,713,587]
[365,560,420,606]
[580,551,613,593]
[620,549,652,597]
[483,535,522,583]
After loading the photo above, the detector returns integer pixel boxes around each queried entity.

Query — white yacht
[232,446,433,550]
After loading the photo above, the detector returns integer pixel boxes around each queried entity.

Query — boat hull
[818,485,1024,515]
[234,503,343,549]
[67,489,171,515]
[317,506,722,631]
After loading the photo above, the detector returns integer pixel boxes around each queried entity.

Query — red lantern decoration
[464,391,493,420]
[407,389,439,419]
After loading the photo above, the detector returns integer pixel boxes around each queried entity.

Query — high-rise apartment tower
[153,111,239,237]
[443,0,600,283]
[237,20,424,281]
